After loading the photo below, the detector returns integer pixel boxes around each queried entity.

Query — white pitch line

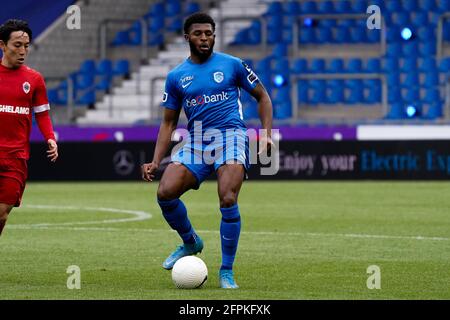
[12,204,152,227]
[8,225,450,242]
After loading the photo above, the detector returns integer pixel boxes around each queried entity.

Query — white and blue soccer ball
[172,256,208,289]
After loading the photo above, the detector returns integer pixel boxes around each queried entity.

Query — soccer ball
[172,256,208,289]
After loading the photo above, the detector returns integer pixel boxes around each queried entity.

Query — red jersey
[0,64,50,159]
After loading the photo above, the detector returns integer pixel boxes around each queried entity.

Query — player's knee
[0,209,8,223]
[157,185,178,201]
[219,193,237,208]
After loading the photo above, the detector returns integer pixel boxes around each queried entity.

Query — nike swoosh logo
[182,82,192,88]
[222,235,234,241]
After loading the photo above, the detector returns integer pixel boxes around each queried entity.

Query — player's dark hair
[0,19,32,44]
[183,12,215,34]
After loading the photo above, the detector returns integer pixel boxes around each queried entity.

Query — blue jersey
[161,52,259,133]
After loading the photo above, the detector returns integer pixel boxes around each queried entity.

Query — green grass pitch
[1,181,450,299]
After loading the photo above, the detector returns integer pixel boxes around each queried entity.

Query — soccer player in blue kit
[141,12,273,289]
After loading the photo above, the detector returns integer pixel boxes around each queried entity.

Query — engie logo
[185,91,229,107]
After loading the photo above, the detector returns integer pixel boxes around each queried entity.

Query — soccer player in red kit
[0,19,58,236]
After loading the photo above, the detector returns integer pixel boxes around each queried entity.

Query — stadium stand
[19,0,450,125]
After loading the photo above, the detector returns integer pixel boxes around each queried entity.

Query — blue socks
[158,198,196,244]
[220,204,241,270]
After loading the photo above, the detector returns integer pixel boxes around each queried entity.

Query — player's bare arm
[250,83,274,154]
[47,139,58,162]
[141,107,181,182]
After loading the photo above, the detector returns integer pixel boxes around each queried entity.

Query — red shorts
[0,158,28,207]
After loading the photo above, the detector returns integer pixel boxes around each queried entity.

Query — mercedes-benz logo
[113,150,135,176]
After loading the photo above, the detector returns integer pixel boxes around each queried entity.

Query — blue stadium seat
[79,60,96,75]
[165,0,181,17]
[346,80,365,104]
[274,101,293,119]
[243,101,259,119]
[439,57,450,72]
[317,1,334,13]
[335,27,351,43]
[420,0,436,10]
[423,72,440,87]
[386,43,402,57]
[266,1,283,15]
[328,82,345,103]
[310,80,327,104]
[71,72,95,90]
[367,28,381,43]
[394,12,410,26]
[76,90,96,105]
[147,2,165,16]
[310,58,326,73]
[113,59,130,77]
[404,72,420,87]
[401,58,418,72]
[403,0,419,11]
[351,27,367,43]
[420,58,437,72]
[423,88,441,104]
[437,0,450,12]
[352,0,368,13]
[425,102,443,119]
[366,58,381,73]
[386,26,401,42]
[404,88,420,103]
[365,80,382,103]
[297,81,309,103]
[419,42,436,55]
[385,103,406,119]
[111,31,129,46]
[402,42,419,57]
[417,27,435,41]
[335,0,352,13]
[96,59,113,76]
[185,2,200,15]
[384,58,400,73]
[328,58,344,73]
[386,1,403,12]
[283,1,300,15]
[167,17,182,32]
[347,58,363,73]
[291,58,307,74]
[128,21,143,45]
[412,12,429,28]
[248,21,262,44]
[387,72,400,87]
[336,19,355,28]
[268,27,283,44]
[299,28,316,43]
[273,58,290,79]
[282,26,293,44]
[272,43,288,57]
[388,87,402,103]
[317,27,332,43]
[300,1,317,13]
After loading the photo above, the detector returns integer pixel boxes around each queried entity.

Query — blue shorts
[171,129,250,189]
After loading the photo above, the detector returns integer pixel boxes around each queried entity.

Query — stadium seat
[291,58,307,74]
[404,72,420,87]
[79,60,96,75]
[351,27,367,43]
[403,0,419,11]
[310,58,326,73]
[386,43,402,57]
[401,58,418,73]
[387,72,400,87]
[420,58,437,72]
[437,0,450,12]
[299,27,315,43]
[328,82,345,103]
[394,12,410,26]
[386,1,403,12]
[383,58,400,72]
[388,87,402,103]
[352,0,368,13]
[385,103,406,119]
[165,0,181,17]
[366,29,381,43]
[420,0,436,10]
[335,27,351,43]
[317,1,334,14]
[317,27,332,43]
[347,58,363,73]
[419,42,436,55]
[283,1,300,15]
[335,0,352,13]
[403,42,419,57]
[300,1,317,14]
[185,2,200,15]
[417,27,435,42]
[366,58,381,73]
[76,90,96,105]
[96,59,113,76]
[412,12,429,28]
[113,59,130,78]
[425,102,443,119]
[111,31,129,46]
[404,88,420,103]
[328,58,344,73]
[266,1,283,15]
[439,57,450,72]
[423,72,440,87]
[423,88,441,104]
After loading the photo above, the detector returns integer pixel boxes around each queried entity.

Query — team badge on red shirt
[23,82,31,94]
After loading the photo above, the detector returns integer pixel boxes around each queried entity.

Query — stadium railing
[98,18,149,64]
[46,76,75,122]
[292,13,386,57]
[290,73,388,121]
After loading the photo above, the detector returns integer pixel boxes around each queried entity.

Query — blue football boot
[219,269,239,289]
[162,236,204,270]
